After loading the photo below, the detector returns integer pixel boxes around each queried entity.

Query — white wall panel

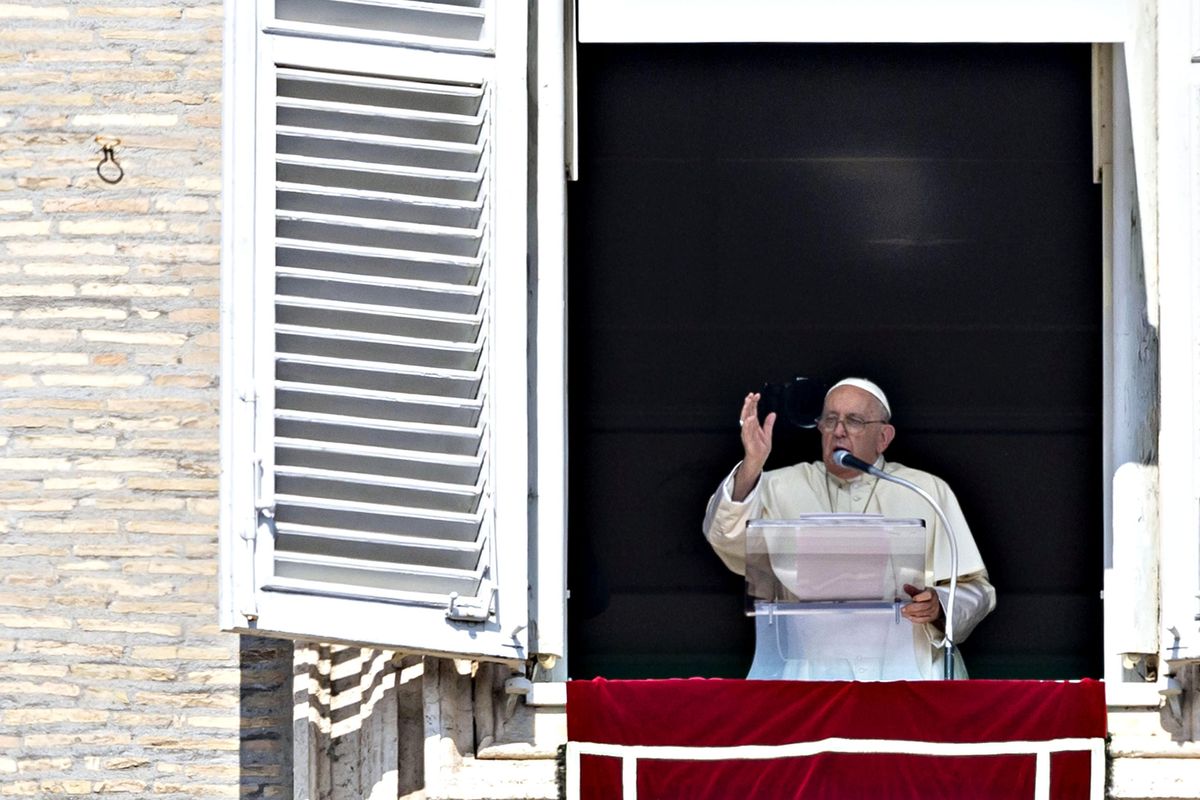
[579,0,1130,44]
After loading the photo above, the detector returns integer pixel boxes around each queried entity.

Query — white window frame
[577,0,1130,44]
[564,0,1199,702]
[531,0,570,669]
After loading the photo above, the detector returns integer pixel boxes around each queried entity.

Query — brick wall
[0,3,292,797]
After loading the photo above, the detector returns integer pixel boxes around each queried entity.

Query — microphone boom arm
[833,451,960,679]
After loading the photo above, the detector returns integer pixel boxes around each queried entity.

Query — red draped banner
[566,679,1107,800]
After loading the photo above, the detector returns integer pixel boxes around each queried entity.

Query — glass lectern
[745,515,933,681]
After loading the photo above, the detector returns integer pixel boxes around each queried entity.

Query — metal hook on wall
[95,136,124,184]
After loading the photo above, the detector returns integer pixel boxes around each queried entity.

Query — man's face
[820,385,896,479]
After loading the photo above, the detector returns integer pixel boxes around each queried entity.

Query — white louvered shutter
[221,0,529,662]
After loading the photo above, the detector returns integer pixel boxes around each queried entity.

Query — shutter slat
[275,212,484,256]
[276,295,483,341]
[277,267,482,312]
[277,240,483,284]
[271,556,483,597]
[276,325,483,369]
[277,129,482,172]
[276,355,482,399]
[276,466,483,512]
[279,91,484,120]
[277,184,482,227]
[277,102,484,143]
[277,68,483,115]
[276,382,483,424]
[274,495,483,542]
[276,523,482,569]
[275,410,484,456]
[276,137,482,173]
[274,0,487,45]
[277,157,483,201]
[276,439,482,483]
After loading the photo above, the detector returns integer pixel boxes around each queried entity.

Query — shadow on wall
[239,635,294,798]
[284,645,559,798]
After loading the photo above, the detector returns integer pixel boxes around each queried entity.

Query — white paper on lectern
[745,515,927,606]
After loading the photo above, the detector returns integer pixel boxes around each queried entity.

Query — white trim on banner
[565,737,1106,800]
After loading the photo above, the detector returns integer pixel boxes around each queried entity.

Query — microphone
[830,449,961,679]
[831,449,880,477]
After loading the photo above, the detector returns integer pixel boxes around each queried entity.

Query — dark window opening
[567,43,1103,680]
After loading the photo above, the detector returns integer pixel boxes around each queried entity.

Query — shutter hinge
[252,455,275,523]
[240,390,274,532]
[235,390,262,620]
[445,586,496,623]
[238,456,272,621]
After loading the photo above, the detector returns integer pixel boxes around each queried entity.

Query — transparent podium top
[745,514,927,614]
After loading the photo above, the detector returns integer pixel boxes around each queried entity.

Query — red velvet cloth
[567,679,1107,799]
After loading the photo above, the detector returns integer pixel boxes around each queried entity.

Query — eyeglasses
[815,414,888,434]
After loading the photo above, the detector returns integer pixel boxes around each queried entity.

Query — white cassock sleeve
[929,575,997,645]
[701,462,761,576]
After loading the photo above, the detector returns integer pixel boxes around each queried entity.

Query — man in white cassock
[703,377,996,679]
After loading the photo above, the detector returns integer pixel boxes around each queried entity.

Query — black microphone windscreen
[832,449,873,473]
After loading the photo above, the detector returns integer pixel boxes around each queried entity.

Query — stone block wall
[0,2,293,797]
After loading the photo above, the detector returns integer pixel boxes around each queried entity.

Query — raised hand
[732,392,775,501]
